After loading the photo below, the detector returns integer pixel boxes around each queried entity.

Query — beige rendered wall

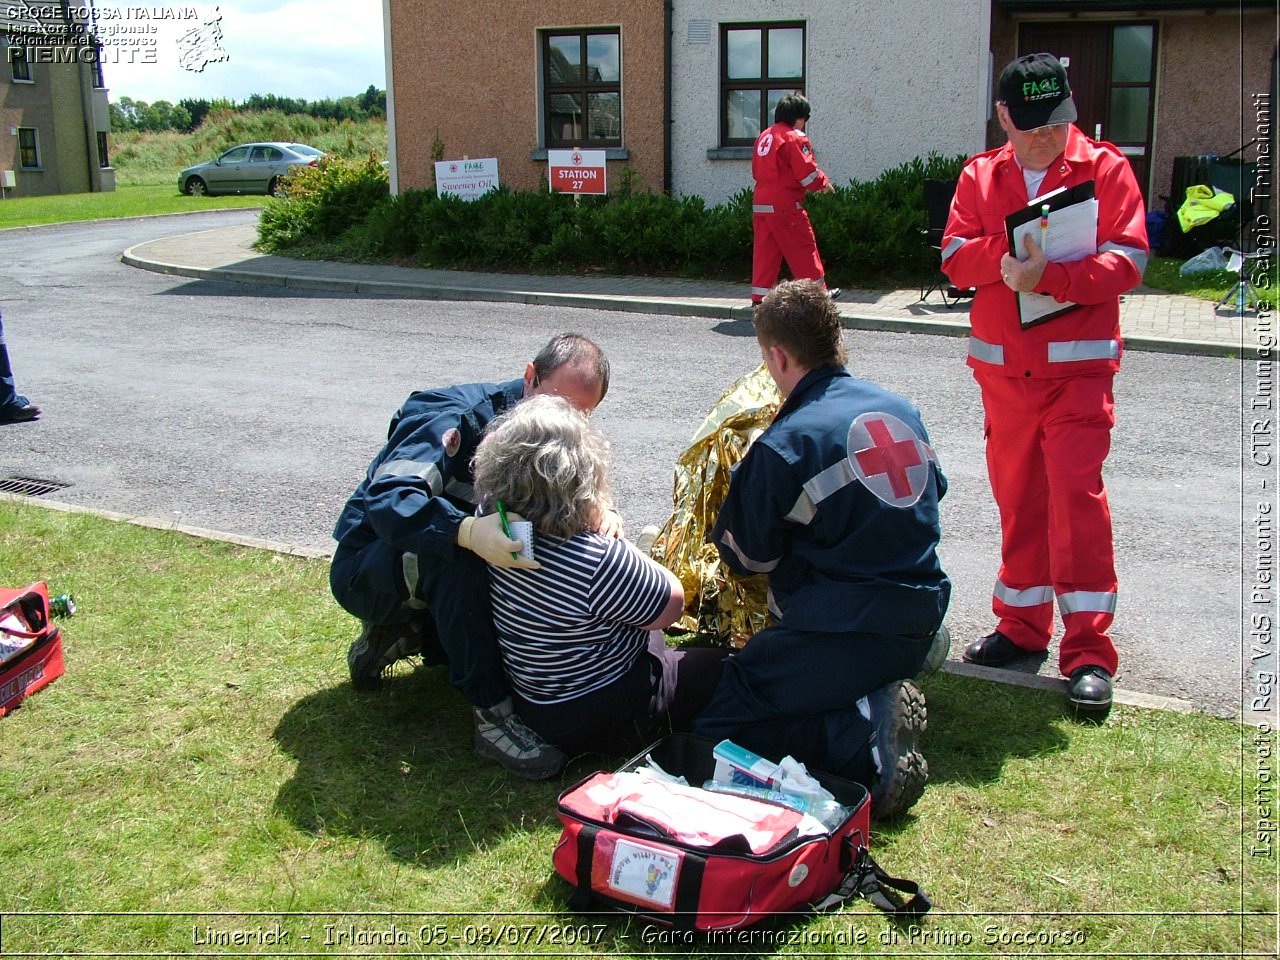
[1152,11,1274,216]
[389,0,666,194]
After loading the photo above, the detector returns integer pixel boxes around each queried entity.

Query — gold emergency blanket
[651,365,780,646]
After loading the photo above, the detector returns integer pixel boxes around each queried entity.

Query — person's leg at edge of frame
[0,310,40,423]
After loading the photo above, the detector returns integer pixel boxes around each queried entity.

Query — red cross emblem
[572,152,583,165]
[848,412,936,507]
[449,163,458,173]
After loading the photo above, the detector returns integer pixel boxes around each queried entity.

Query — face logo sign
[848,412,937,507]
[442,428,462,458]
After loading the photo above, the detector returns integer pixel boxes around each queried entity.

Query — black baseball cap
[998,53,1078,131]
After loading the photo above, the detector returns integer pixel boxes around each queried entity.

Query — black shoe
[347,621,420,691]
[961,629,1025,667]
[827,287,842,301]
[474,698,567,780]
[866,679,928,821]
[0,401,40,424]
[1067,666,1113,720]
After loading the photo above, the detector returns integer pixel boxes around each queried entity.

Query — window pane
[1109,87,1149,142]
[549,91,583,142]
[727,89,762,140]
[726,29,762,80]
[1111,25,1153,83]
[221,147,250,163]
[586,33,619,82]
[547,35,581,84]
[767,28,803,79]
[587,92,621,140]
[767,89,795,123]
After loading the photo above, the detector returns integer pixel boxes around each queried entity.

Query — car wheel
[267,177,283,197]
[185,177,208,197]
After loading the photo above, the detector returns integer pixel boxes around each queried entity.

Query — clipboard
[1005,180,1098,329]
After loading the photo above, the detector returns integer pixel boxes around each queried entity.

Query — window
[17,128,39,168]
[542,28,621,148]
[9,43,32,82]
[90,43,105,88]
[720,22,805,146]
[218,146,251,164]
[97,131,109,168]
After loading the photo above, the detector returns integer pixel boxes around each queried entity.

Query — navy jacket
[333,379,524,559]
[711,366,950,635]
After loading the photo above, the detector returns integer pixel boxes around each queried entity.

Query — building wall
[388,0,666,195]
[1153,11,1273,216]
[0,27,110,197]
[670,0,990,206]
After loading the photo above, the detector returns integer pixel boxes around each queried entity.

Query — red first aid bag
[553,734,928,932]
[0,582,65,717]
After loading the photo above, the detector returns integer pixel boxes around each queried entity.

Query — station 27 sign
[547,149,607,195]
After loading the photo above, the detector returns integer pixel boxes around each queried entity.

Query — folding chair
[919,179,973,308]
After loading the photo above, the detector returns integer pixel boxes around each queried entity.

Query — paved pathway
[122,222,1260,359]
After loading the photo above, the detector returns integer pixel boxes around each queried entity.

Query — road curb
[0,491,1214,719]
[120,252,1256,360]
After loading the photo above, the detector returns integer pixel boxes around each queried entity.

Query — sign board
[547,149,607,195]
[434,157,499,201]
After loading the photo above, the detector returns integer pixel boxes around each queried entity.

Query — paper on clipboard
[1006,180,1098,328]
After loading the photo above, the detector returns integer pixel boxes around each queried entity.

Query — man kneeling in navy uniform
[693,281,951,820]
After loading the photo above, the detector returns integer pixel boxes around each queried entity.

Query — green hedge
[257,152,968,287]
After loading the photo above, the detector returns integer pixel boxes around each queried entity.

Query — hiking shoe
[916,625,951,678]
[636,524,661,557]
[474,698,567,780]
[865,679,928,821]
[347,621,421,692]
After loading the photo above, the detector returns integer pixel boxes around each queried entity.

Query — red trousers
[976,371,1119,676]
[751,211,826,302]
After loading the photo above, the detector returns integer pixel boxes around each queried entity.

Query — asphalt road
[0,211,1247,716]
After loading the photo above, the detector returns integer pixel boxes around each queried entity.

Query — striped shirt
[489,532,673,704]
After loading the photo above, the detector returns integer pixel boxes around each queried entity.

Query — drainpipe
[663,0,672,195]
[62,0,97,192]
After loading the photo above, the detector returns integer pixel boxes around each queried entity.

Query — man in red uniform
[751,94,838,304]
[942,53,1148,718]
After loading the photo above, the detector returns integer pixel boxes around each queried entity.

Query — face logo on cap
[442,428,462,458]
[1023,77,1062,100]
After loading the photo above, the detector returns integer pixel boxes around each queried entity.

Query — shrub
[256,152,971,287]
[258,154,389,251]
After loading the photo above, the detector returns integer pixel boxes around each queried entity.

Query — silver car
[179,142,322,197]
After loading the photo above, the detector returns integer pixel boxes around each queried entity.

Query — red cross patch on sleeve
[848,412,938,507]
[442,428,462,458]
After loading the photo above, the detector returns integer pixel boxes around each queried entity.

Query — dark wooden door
[1019,21,1157,200]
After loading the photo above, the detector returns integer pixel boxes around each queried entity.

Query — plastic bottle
[701,780,848,831]
[50,594,76,618]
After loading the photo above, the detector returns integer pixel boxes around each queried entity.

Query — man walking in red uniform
[942,53,1148,719]
[751,94,838,304]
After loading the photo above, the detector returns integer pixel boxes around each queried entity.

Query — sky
[91,1,386,104]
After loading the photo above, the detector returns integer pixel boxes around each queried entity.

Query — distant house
[383,0,1274,218]
[0,8,114,198]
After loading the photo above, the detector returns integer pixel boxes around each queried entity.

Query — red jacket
[942,126,1148,378]
[752,122,830,210]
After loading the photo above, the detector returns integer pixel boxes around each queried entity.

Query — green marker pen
[494,499,520,561]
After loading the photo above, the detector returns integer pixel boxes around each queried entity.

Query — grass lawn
[0,184,265,229]
[0,499,1273,957]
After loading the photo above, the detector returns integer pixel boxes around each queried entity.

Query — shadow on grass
[271,663,581,865]
[914,670,1072,791]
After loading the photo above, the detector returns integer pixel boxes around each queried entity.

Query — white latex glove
[458,512,541,569]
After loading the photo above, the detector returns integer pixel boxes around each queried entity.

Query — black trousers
[330,538,508,708]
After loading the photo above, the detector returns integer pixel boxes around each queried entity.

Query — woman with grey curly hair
[472,395,728,757]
